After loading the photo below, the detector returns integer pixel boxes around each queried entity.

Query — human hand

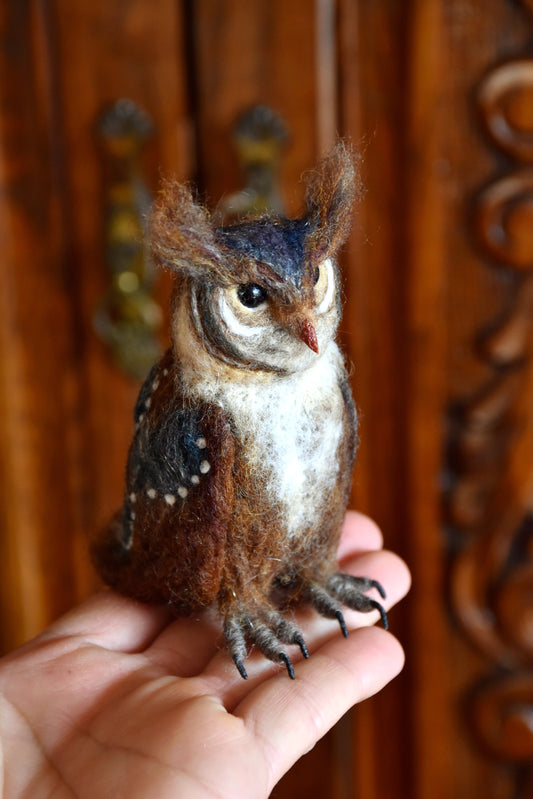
[0,511,410,799]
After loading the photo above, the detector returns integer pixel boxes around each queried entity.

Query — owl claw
[294,633,310,659]
[370,579,387,600]
[368,599,389,630]
[336,609,349,638]
[225,572,387,678]
[300,573,389,634]
[225,607,308,679]
[233,656,248,680]
[326,573,389,629]
[280,652,296,680]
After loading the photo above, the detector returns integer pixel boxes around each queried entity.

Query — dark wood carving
[448,45,533,795]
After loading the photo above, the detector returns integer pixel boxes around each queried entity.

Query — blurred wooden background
[1,1,532,797]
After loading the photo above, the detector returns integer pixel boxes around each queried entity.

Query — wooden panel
[0,0,191,650]
[191,0,336,212]
[0,0,80,649]
[48,0,190,600]
[338,2,416,797]
[340,1,533,797]
[401,4,451,797]
[2,1,532,797]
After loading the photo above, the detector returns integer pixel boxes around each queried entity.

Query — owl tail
[90,512,173,605]
[90,511,132,592]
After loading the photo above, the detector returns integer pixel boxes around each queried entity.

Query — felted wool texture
[91,141,387,678]
[183,337,348,541]
[150,139,358,297]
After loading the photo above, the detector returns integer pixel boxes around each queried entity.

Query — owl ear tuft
[149,180,225,280]
[305,140,360,259]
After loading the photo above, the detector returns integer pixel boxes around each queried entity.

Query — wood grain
[191,0,331,212]
[0,0,80,648]
[338,1,414,795]
[50,0,189,595]
[1,1,533,797]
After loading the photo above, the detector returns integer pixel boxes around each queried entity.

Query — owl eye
[237,283,268,308]
[313,266,320,285]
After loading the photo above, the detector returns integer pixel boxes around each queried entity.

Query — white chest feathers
[192,342,349,537]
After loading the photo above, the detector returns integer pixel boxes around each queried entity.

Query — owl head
[150,142,357,374]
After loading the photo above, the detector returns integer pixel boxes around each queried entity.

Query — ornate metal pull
[94,99,162,379]
[215,105,289,223]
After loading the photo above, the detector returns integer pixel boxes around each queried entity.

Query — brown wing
[91,349,235,614]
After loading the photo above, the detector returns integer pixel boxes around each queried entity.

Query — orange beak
[298,319,319,354]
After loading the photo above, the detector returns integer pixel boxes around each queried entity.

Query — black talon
[370,579,387,600]
[369,599,389,630]
[336,609,349,638]
[234,656,248,680]
[294,633,309,659]
[280,652,295,679]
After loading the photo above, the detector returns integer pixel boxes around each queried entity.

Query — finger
[144,610,224,676]
[40,591,174,652]
[337,511,384,560]
[235,626,404,791]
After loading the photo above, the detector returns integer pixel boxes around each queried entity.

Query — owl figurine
[91,142,387,680]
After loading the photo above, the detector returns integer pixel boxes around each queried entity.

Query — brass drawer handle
[94,99,162,379]
[215,105,288,223]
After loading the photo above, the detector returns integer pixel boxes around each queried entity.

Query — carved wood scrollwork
[447,49,533,793]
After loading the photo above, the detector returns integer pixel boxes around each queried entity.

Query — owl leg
[224,608,309,680]
[302,575,388,632]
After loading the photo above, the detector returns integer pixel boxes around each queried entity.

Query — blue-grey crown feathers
[215,217,311,287]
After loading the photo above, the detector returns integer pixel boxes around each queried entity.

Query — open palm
[0,512,410,799]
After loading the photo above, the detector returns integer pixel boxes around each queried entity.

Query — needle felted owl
[91,141,387,680]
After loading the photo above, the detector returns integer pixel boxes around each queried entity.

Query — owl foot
[303,574,388,632]
[329,573,388,629]
[224,607,309,680]
[223,575,387,680]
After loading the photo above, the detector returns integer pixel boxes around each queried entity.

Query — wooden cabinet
[1,2,532,796]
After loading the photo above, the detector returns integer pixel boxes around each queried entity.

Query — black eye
[237,283,267,308]
[313,266,320,285]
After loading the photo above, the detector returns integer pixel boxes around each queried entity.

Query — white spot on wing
[164,493,176,505]
[199,460,211,474]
